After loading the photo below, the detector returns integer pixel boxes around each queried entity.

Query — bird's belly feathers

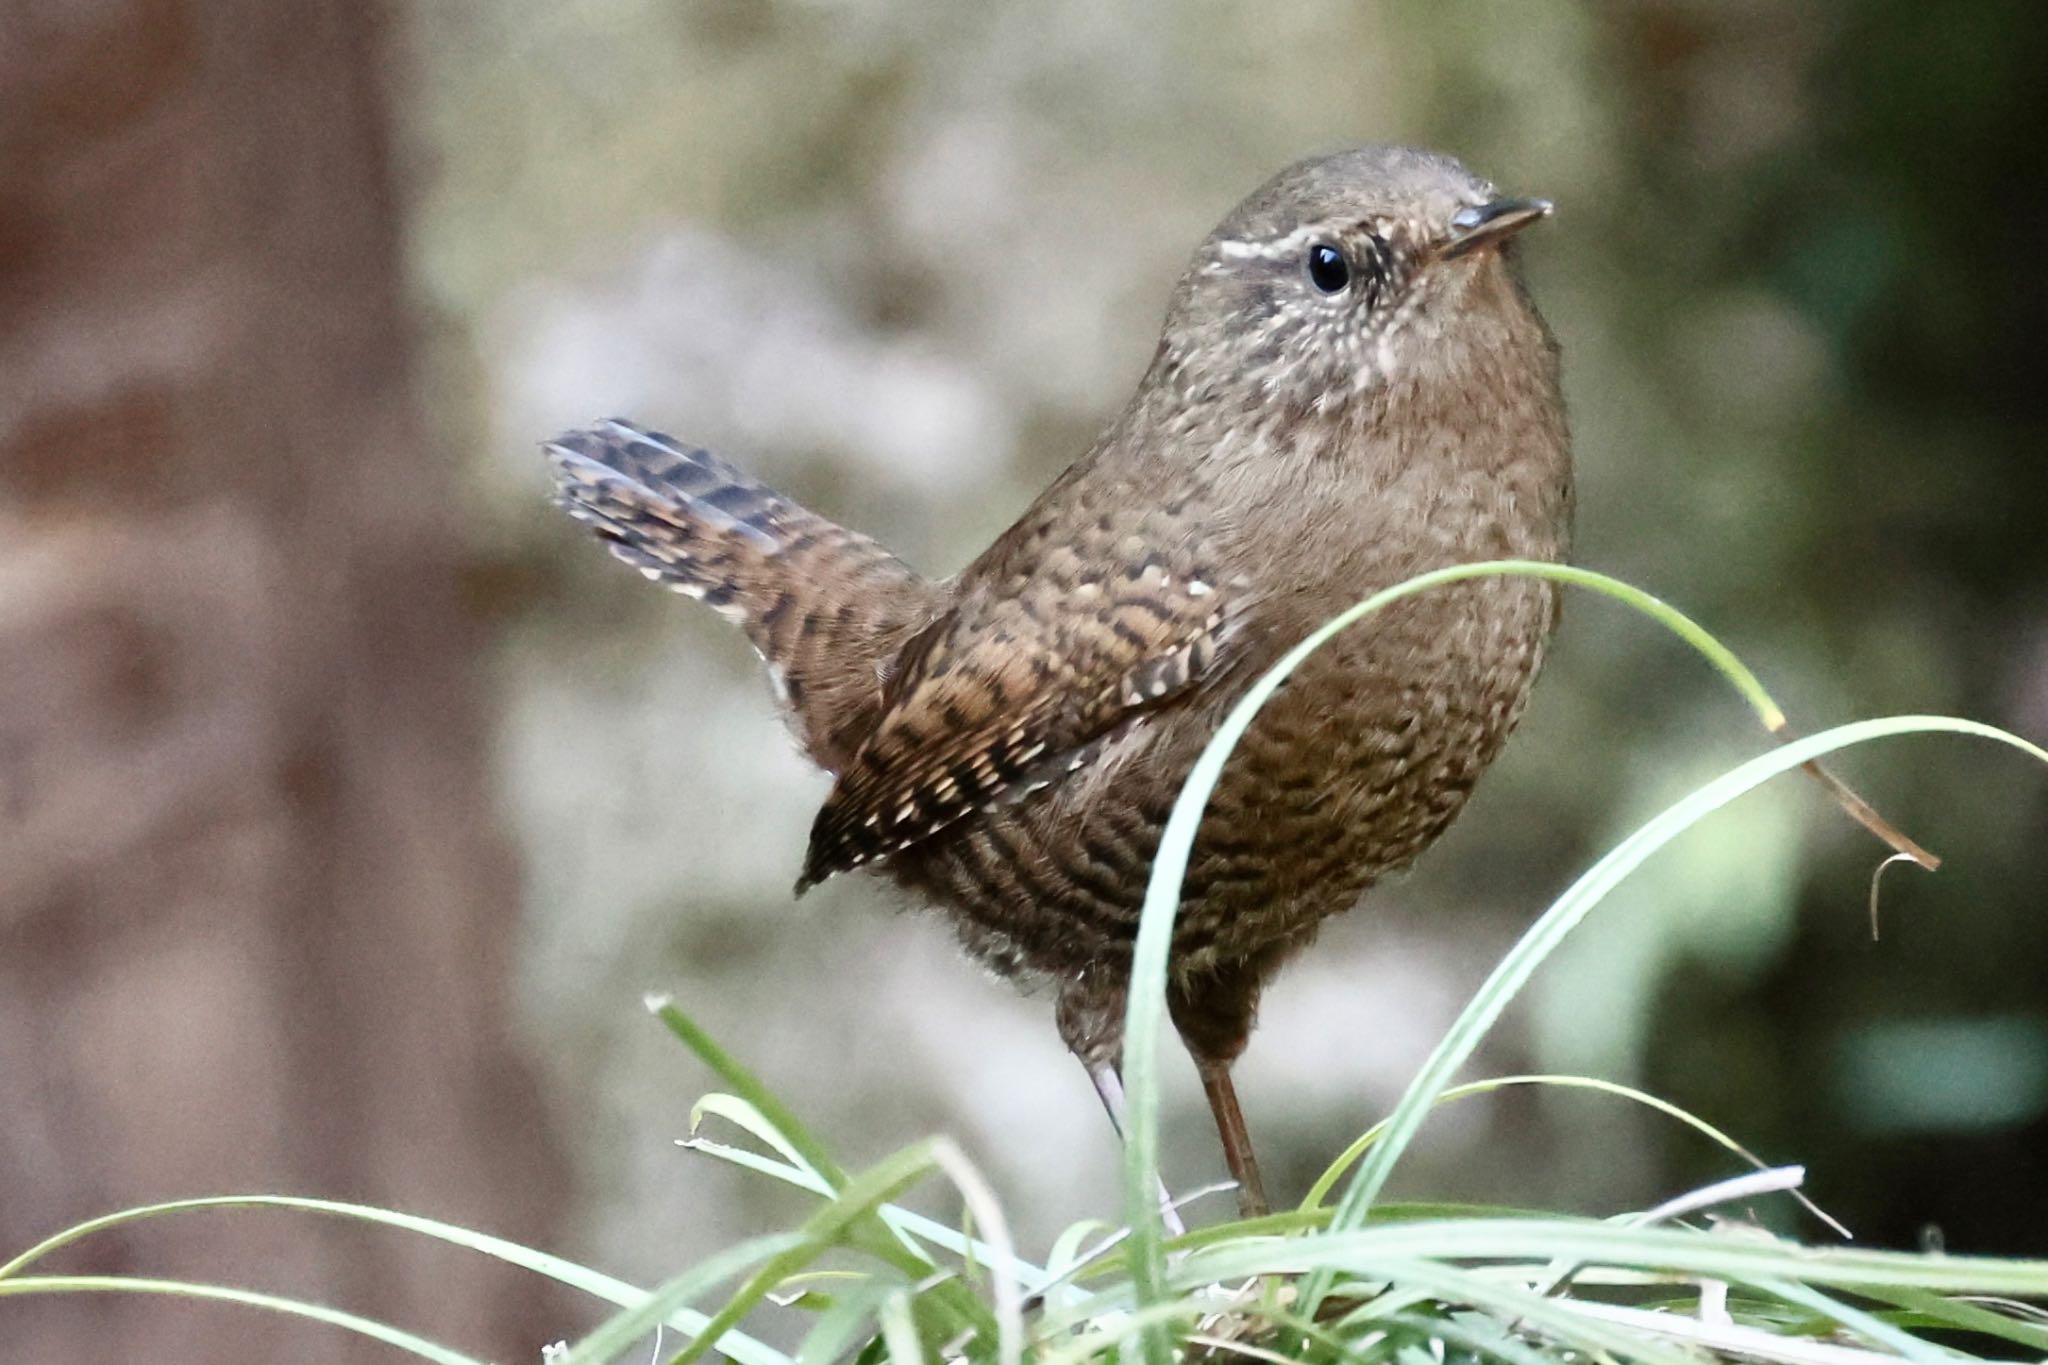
[891,574,1556,983]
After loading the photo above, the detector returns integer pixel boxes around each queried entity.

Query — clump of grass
[5,564,2045,1365]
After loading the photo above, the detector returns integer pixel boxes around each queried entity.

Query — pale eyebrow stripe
[1211,220,1357,262]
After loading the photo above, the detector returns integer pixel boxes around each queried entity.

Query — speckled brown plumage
[546,146,1573,1219]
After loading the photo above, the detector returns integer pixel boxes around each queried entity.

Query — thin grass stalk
[0,1275,480,1365]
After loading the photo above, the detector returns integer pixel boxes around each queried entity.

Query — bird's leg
[1059,978,1186,1236]
[1085,1061,1187,1238]
[1168,957,1274,1220]
[1192,1057,1269,1219]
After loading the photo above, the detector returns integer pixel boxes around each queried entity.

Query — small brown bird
[545,146,1570,1219]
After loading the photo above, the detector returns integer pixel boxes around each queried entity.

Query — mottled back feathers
[796,547,1237,890]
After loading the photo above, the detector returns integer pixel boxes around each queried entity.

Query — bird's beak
[1439,197,1553,259]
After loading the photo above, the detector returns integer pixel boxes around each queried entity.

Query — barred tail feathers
[545,420,936,771]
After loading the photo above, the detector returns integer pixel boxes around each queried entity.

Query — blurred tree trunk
[0,5,571,1361]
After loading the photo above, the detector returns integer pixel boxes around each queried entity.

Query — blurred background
[4,1,2045,1360]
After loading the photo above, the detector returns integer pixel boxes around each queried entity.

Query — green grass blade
[694,1092,829,1182]
[650,994,848,1191]
[925,1139,1024,1365]
[561,1232,808,1365]
[1035,1300,1209,1365]
[1173,1246,1702,1365]
[1358,1264,1702,1365]
[1378,1309,1573,1365]
[639,1139,996,1365]
[795,1281,893,1365]
[1023,1208,1334,1324]
[1751,1275,1956,1365]
[653,995,1021,1327]
[1191,1217,2048,1296]
[1251,1301,1423,1365]
[1043,1218,1117,1284]
[876,1289,926,1365]
[652,996,1001,1311]
[0,1193,568,1283]
[0,1193,789,1365]
[1562,1298,1957,1365]
[1857,1286,2048,1354]
[680,1134,831,1192]
[1300,1072,1848,1236]
[1122,560,1802,1346]
[1300,715,2047,1320]
[677,1127,1054,1295]
[0,1274,482,1364]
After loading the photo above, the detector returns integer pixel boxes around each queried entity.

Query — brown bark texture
[0,3,572,1360]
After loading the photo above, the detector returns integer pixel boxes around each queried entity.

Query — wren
[545,146,1571,1220]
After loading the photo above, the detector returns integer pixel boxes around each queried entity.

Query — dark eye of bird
[1306,242,1350,294]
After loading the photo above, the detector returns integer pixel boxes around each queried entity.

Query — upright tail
[545,420,939,773]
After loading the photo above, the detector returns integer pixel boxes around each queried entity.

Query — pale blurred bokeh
[5,2,2044,1359]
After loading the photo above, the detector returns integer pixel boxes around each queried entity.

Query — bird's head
[1152,146,1557,426]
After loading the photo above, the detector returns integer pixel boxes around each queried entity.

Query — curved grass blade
[1035,1299,1210,1365]
[1122,565,1746,1269]
[1043,1218,1117,1284]
[1307,715,2048,1323]
[1034,1240,1691,1365]
[0,1193,788,1365]
[560,1232,807,1365]
[1525,1166,1812,1307]
[795,1280,894,1365]
[1857,1285,2048,1354]
[1192,1247,1702,1365]
[678,1126,1055,1297]
[876,1289,925,1365]
[637,1139,997,1365]
[1752,1275,1954,1365]
[1243,1301,1423,1365]
[680,1134,828,1192]
[653,997,979,1284]
[650,994,847,1191]
[1378,1309,1565,1365]
[1560,1298,1928,1365]
[1188,1217,2048,1297]
[1300,1072,1849,1236]
[693,1092,827,1183]
[1123,560,1953,1336]
[926,1140,1024,1365]
[0,1274,480,1365]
